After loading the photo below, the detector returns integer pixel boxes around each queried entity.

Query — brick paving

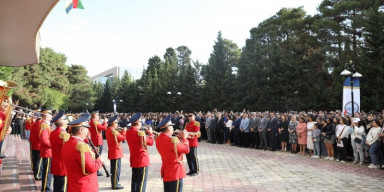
[1,136,383,191]
[98,141,384,192]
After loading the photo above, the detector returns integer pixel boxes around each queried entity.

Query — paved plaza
[98,140,384,192]
[1,136,384,192]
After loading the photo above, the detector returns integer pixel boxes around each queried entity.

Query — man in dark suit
[209,114,217,144]
[216,113,226,144]
[267,112,278,151]
[258,113,269,150]
[232,113,242,146]
[249,112,260,148]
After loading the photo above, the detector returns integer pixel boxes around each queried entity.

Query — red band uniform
[156,115,190,192]
[50,110,69,192]
[62,113,103,192]
[30,108,43,180]
[88,111,107,176]
[40,108,53,192]
[184,111,200,176]
[106,115,126,190]
[126,113,154,192]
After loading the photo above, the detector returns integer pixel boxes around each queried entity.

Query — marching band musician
[88,110,108,176]
[24,112,34,140]
[106,114,127,190]
[156,115,189,192]
[184,111,200,176]
[62,113,103,192]
[0,100,13,164]
[126,112,154,192]
[30,107,43,180]
[50,110,69,192]
[39,108,54,192]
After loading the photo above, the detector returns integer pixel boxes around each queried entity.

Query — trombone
[12,104,38,113]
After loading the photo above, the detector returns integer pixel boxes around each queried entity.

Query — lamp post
[167,90,181,112]
[340,60,362,117]
[112,99,123,113]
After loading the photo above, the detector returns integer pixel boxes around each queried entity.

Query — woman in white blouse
[366,118,382,168]
[335,117,349,162]
[349,118,365,164]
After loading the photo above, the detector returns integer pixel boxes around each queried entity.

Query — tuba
[0,79,18,141]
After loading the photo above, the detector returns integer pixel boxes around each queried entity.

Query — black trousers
[186,147,199,173]
[110,159,121,189]
[250,132,259,147]
[241,132,250,147]
[131,166,148,192]
[337,138,348,161]
[32,150,43,180]
[216,129,224,144]
[164,179,183,192]
[53,175,67,192]
[41,157,53,192]
[233,128,241,146]
[97,145,103,174]
[268,131,277,151]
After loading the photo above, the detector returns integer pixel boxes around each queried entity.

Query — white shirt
[307,121,315,136]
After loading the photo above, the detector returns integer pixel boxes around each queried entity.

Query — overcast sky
[40,0,323,79]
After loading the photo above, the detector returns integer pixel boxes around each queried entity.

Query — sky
[40,0,323,80]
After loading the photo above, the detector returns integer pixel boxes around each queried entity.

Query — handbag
[353,126,362,144]
[354,137,362,144]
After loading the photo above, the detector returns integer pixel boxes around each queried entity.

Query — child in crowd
[311,123,321,158]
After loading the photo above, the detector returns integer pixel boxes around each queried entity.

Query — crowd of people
[97,109,384,169]
[1,108,384,192]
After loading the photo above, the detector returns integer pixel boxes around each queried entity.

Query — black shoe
[186,171,193,176]
[0,154,5,159]
[189,172,198,176]
[113,184,124,190]
[97,172,103,176]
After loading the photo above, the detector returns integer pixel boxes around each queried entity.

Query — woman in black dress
[278,114,289,152]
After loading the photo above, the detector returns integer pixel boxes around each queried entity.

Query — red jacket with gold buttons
[62,136,102,192]
[185,120,200,147]
[156,133,189,182]
[50,127,69,176]
[39,120,52,158]
[30,119,42,150]
[126,126,154,168]
[106,127,126,160]
[88,119,107,146]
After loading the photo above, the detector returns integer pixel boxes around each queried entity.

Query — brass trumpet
[187,131,201,138]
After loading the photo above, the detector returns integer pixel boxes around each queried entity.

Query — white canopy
[0,0,59,67]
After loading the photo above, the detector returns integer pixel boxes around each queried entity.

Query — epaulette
[76,142,91,153]
[75,142,94,175]
[112,130,120,136]
[171,136,180,144]
[41,123,49,130]
[59,132,70,142]
[194,121,200,126]
[0,119,3,124]
[137,130,146,137]
[93,121,98,125]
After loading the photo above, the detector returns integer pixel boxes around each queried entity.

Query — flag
[342,77,360,116]
[66,0,85,14]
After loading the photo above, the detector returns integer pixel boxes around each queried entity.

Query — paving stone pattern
[98,141,384,192]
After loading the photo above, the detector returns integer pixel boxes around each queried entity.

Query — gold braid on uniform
[138,130,147,150]
[59,132,70,143]
[39,123,49,138]
[76,142,95,175]
[171,137,182,163]
[112,130,121,148]
[94,121,99,135]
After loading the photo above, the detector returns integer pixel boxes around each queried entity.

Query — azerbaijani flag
[66,0,85,14]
